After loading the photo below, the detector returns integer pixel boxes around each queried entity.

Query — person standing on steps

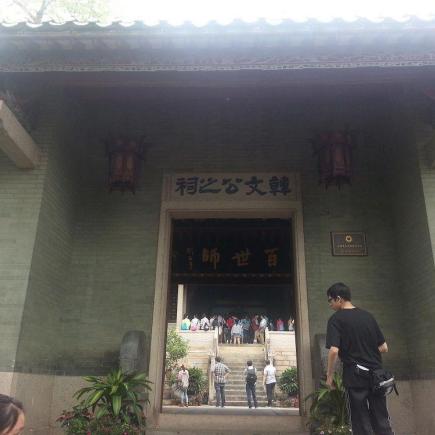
[244,360,258,409]
[212,356,230,408]
[263,359,277,407]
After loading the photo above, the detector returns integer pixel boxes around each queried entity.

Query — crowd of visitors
[180,313,295,344]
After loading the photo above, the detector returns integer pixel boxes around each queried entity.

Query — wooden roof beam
[0,100,40,168]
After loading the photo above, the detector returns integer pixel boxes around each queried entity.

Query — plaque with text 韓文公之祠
[163,173,299,202]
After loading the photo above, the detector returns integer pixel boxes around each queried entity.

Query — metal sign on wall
[163,173,299,201]
[331,232,368,256]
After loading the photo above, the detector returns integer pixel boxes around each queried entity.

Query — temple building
[1,17,435,434]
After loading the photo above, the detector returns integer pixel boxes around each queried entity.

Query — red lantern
[106,136,146,193]
[312,131,352,189]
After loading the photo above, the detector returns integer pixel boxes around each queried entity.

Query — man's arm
[326,346,339,388]
[378,342,388,353]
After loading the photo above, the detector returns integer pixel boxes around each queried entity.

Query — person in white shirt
[200,314,210,331]
[263,359,277,407]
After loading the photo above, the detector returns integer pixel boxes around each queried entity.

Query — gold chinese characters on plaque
[331,232,367,256]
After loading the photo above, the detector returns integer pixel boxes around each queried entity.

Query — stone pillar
[176,284,185,330]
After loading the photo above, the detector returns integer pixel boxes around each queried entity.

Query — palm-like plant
[306,373,350,434]
[74,369,152,428]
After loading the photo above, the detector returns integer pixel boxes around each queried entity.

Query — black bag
[371,368,398,396]
[203,323,210,331]
[246,367,257,384]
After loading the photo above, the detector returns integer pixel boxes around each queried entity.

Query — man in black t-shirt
[325,282,394,435]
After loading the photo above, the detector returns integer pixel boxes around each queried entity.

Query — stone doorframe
[147,173,313,427]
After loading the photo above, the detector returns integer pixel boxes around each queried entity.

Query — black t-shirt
[326,307,385,388]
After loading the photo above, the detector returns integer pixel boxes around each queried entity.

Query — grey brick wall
[13,93,81,374]
[57,93,409,376]
[406,118,435,379]
[0,125,46,372]
[2,89,428,380]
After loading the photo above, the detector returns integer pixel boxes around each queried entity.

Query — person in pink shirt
[276,317,284,331]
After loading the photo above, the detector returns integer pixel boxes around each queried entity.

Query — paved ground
[162,405,299,416]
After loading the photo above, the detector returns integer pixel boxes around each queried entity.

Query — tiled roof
[1,17,435,34]
[2,18,435,72]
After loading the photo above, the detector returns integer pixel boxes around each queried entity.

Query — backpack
[246,367,257,384]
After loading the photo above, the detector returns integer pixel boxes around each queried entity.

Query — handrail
[208,327,219,403]
[264,327,274,364]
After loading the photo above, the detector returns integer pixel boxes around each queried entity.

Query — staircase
[217,344,268,406]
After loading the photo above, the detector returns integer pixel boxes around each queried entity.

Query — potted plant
[186,367,207,405]
[305,372,351,434]
[277,367,299,407]
[57,368,152,434]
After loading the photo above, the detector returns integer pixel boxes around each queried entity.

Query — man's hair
[215,356,221,362]
[246,360,252,366]
[0,394,23,433]
[327,282,352,301]
[265,359,270,365]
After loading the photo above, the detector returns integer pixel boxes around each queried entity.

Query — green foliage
[88,417,144,435]
[75,369,151,425]
[187,367,207,397]
[57,406,92,434]
[58,368,152,434]
[278,367,299,396]
[306,373,351,434]
[4,0,109,24]
[165,328,189,374]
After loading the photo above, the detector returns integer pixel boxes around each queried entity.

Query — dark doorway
[168,218,295,321]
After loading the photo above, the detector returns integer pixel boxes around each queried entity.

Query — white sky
[109,0,435,25]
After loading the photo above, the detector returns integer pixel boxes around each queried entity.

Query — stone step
[224,361,265,365]
[226,376,263,388]
[224,387,267,392]
[226,376,265,380]
[225,396,268,401]
[221,399,267,408]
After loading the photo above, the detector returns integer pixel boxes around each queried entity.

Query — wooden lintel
[0,100,40,169]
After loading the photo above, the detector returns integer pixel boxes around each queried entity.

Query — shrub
[165,329,189,374]
[306,372,351,434]
[165,329,189,389]
[187,367,207,404]
[278,367,299,396]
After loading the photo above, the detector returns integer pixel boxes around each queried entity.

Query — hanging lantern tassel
[312,131,352,189]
